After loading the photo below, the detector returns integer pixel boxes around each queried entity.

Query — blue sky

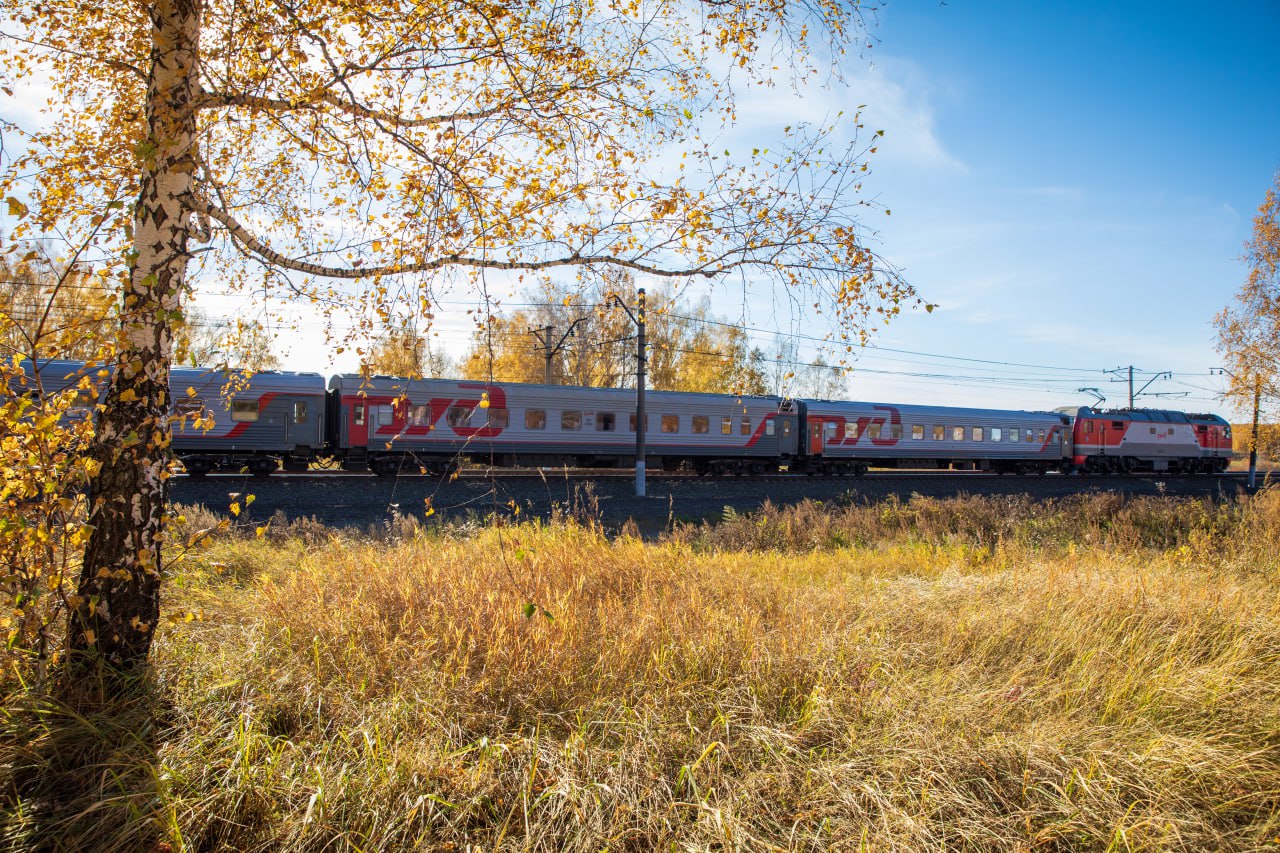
[835,0,1280,415]
[3,1,1276,418]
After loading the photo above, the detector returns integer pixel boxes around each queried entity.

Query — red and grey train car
[325,374,796,476]
[170,368,328,475]
[796,399,1072,475]
[1070,407,1231,474]
[15,360,328,475]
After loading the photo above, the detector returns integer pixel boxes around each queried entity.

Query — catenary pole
[1250,379,1261,489]
[610,289,647,497]
[636,288,646,498]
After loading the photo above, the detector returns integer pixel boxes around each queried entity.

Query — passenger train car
[171,368,327,476]
[11,359,1234,477]
[800,400,1073,476]
[326,374,796,476]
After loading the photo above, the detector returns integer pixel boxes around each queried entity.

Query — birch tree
[1216,173,1280,419]
[1,0,914,674]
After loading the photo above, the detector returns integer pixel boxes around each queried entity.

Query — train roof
[1075,406,1228,425]
[327,374,786,405]
[171,366,327,395]
[802,397,1071,423]
[11,360,327,396]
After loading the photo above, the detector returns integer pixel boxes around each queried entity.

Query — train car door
[808,418,824,455]
[286,397,320,449]
[348,398,369,447]
[777,414,798,456]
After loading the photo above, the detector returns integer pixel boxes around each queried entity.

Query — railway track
[175,467,1253,482]
[170,469,1261,535]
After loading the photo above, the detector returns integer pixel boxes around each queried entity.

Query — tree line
[365,276,848,399]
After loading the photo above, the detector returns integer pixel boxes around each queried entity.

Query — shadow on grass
[0,674,169,853]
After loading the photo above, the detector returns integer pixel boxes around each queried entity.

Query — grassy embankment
[3,492,1280,851]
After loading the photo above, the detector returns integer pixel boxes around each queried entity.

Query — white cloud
[846,59,965,172]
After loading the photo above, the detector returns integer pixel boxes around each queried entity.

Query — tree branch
[190,195,736,280]
[197,89,506,127]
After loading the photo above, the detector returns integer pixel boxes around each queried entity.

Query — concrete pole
[635,288,646,498]
[1250,379,1260,489]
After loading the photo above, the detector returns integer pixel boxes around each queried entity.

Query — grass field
[3,492,1279,851]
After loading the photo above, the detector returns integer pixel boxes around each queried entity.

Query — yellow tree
[175,307,282,370]
[1216,172,1280,475]
[461,273,769,392]
[1,242,116,362]
[362,318,455,377]
[2,0,915,673]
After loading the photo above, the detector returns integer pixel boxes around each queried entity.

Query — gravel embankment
[170,471,1252,535]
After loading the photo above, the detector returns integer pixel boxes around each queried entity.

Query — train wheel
[249,457,277,478]
[371,457,400,478]
[183,458,212,478]
[1121,457,1137,474]
[854,463,869,478]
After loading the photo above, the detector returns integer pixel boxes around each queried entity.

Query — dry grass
[3,492,1280,850]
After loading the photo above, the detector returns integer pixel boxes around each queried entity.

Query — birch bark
[68,0,201,669]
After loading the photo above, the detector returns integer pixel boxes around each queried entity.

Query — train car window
[741,416,751,435]
[1010,427,1019,442]
[972,427,983,442]
[990,427,1002,442]
[1036,429,1044,442]
[1150,427,1157,435]
[354,404,366,426]
[890,423,902,440]
[561,410,582,430]
[869,423,881,440]
[1025,429,1034,442]
[628,413,649,432]
[230,400,259,422]
[912,424,924,440]
[1111,421,1124,430]
[845,422,857,439]
[525,409,546,430]
[952,426,964,441]
[378,405,394,426]
[826,421,838,437]
[721,417,733,435]
[596,412,615,431]
[175,397,204,418]
[407,405,429,426]
[67,388,96,411]
[765,419,775,437]
[488,408,509,428]
[293,401,307,424]
[447,406,472,427]
[1085,420,1093,434]
[692,415,709,434]
[933,425,944,440]
[661,414,679,433]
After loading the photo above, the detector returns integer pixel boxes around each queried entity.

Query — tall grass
[3,492,1280,850]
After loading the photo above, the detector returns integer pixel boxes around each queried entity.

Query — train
[14,360,1234,477]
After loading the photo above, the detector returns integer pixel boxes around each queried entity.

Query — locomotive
[15,360,1233,477]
